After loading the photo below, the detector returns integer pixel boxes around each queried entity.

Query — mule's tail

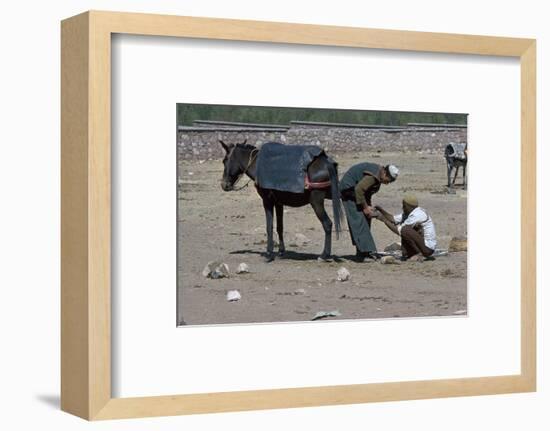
[327,162,344,239]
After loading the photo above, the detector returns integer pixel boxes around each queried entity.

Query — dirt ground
[177,151,467,325]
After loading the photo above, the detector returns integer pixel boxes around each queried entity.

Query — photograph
[177,104,468,325]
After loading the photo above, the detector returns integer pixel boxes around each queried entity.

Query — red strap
[305,175,331,190]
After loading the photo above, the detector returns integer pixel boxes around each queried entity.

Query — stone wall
[177,126,467,161]
[177,130,287,161]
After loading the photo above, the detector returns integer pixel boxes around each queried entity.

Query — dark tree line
[177,103,467,127]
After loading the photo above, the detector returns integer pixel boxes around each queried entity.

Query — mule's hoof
[264,254,275,263]
[278,250,286,257]
[317,256,332,262]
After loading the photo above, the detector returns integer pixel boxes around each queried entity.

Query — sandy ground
[177,151,467,325]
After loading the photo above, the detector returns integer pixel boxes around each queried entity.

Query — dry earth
[177,151,467,325]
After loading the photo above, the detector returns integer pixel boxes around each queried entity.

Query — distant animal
[220,140,343,262]
[444,143,467,192]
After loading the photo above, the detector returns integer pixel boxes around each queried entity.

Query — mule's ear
[219,140,229,152]
[242,139,248,145]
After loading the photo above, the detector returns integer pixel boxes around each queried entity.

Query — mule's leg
[446,161,452,192]
[311,193,332,261]
[463,164,467,190]
[275,204,286,257]
[452,164,460,185]
[263,198,275,262]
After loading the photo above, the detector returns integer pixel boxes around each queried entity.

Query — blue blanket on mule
[256,142,330,193]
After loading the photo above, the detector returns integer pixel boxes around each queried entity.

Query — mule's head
[220,139,247,191]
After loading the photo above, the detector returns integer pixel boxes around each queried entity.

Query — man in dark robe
[339,162,399,261]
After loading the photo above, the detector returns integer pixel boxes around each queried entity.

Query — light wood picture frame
[61,10,536,420]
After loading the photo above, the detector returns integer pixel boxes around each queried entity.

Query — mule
[445,143,467,192]
[220,140,343,262]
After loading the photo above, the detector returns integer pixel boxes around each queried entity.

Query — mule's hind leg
[311,193,333,261]
[463,164,467,190]
[275,204,286,257]
[263,199,275,262]
[452,165,460,186]
[446,161,453,193]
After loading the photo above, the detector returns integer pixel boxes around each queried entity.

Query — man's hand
[362,206,374,217]
[379,213,400,235]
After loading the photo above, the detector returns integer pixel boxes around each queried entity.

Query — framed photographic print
[61,10,536,420]
[176,104,468,326]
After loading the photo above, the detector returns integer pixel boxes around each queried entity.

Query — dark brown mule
[220,140,343,262]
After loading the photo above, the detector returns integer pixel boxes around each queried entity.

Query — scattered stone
[226,290,241,302]
[408,255,424,262]
[449,236,467,252]
[312,310,342,321]
[453,309,467,315]
[202,261,230,279]
[384,242,401,252]
[294,288,306,295]
[380,255,399,265]
[236,263,250,274]
[291,233,310,247]
[337,267,351,282]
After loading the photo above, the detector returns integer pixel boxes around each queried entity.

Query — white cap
[387,164,399,180]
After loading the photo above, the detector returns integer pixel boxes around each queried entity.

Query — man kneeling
[375,194,437,261]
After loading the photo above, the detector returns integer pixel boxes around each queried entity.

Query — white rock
[202,261,230,279]
[380,255,399,265]
[236,262,250,274]
[453,309,467,315]
[291,233,310,247]
[337,267,351,282]
[226,290,241,302]
[295,233,309,242]
[312,310,342,320]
